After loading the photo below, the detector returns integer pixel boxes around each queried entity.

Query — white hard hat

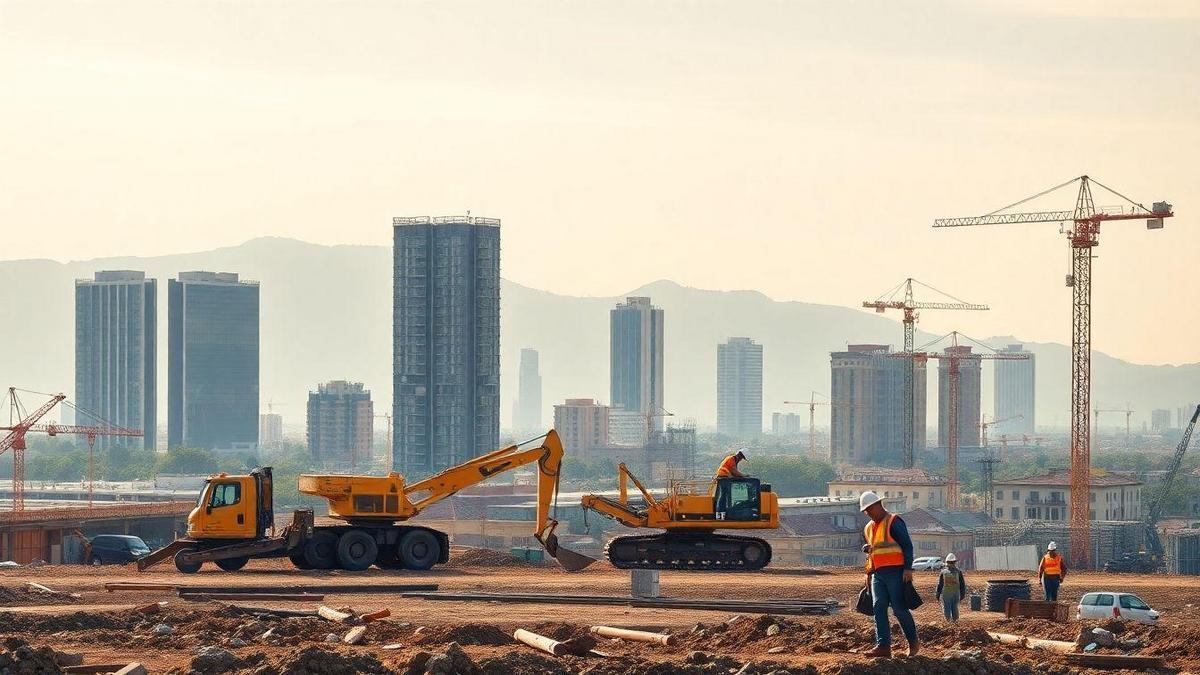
[859,491,883,512]
[1047,541,1057,551]
[945,553,957,563]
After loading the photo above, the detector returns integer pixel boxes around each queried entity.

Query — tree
[155,447,219,475]
[749,455,837,498]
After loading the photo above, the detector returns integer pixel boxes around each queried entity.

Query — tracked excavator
[580,463,779,571]
[139,430,595,573]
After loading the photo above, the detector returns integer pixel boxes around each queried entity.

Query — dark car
[88,535,152,565]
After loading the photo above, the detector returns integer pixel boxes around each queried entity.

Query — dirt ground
[1,553,1198,674]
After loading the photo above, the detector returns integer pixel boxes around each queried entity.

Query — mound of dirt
[0,611,132,633]
[443,547,549,569]
[0,637,66,674]
[271,645,394,675]
[415,623,513,647]
[477,651,568,675]
[0,585,78,607]
[825,656,1037,675]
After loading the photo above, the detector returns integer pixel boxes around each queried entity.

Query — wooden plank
[106,582,438,595]
[179,592,324,602]
[63,665,133,674]
[113,665,147,675]
[1064,653,1165,670]
[105,583,176,593]
[224,604,320,618]
[402,591,837,616]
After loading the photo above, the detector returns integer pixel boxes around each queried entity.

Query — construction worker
[713,450,747,516]
[1039,541,1066,602]
[935,553,968,622]
[859,491,918,659]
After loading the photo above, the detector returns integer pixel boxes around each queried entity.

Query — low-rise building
[992,468,1143,523]
[902,508,990,567]
[827,468,948,511]
[553,399,610,454]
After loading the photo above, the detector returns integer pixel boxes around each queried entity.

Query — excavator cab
[714,477,765,522]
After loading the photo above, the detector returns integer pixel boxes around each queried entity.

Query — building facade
[992,469,1143,522]
[937,345,982,451]
[513,348,542,432]
[830,344,927,465]
[552,398,610,454]
[1151,409,1172,434]
[826,468,948,511]
[772,412,803,436]
[993,344,1035,436]
[393,216,501,477]
[307,381,373,465]
[717,337,763,437]
[167,271,259,451]
[610,297,664,430]
[74,271,156,450]
[258,413,283,448]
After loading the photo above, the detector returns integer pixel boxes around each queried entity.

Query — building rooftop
[995,468,1143,488]
[901,507,991,534]
[831,468,948,486]
[779,513,860,537]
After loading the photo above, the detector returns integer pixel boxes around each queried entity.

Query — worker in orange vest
[1038,541,1066,602]
[860,491,918,659]
[713,450,747,516]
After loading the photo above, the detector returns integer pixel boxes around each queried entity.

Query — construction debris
[1003,598,1069,622]
[513,628,596,657]
[590,625,675,646]
[317,605,354,623]
[361,608,391,623]
[987,632,1077,654]
[1063,653,1166,669]
[343,625,367,645]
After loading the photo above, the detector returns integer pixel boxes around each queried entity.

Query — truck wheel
[216,556,249,572]
[289,550,313,570]
[174,549,202,574]
[336,530,378,571]
[398,529,440,570]
[304,531,338,569]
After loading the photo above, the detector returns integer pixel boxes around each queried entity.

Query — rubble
[267,645,393,675]
[0,637,67,674]
[443,547,549,569]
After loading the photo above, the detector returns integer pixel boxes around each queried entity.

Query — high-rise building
[993,344,1035,436]
[168,271,259,451]
[74,271,156,450]
[610,297,664,430]
[553,398,610,454]
[393,215,500,477]
[830,344,927,465]
[717,337,763,437]
[938,345,982,450]
[1181,404,1199,429]
[1151,409,1172,434]
[307,381,373,465]
[513,348,542,432]
[608,408,648,447]
[771,412,803,436]
[259,413,283,448]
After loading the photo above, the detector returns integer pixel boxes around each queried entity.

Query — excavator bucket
[538,532,597,572]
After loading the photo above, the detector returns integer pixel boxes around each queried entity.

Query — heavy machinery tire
[742,540,769,567]
[398,529,440,570]
[288,550,313,570]
[304,530,339,569]
[215,556,250,572]
[174,549,202,574]
[374,545,404,569]
[336,530,378,571]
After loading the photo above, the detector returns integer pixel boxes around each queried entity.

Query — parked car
[88,535,151,565]
[1076,592,1160,625]
[911,556,945,571]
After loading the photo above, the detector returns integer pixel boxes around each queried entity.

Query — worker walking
[859,491,918,659]
[713,450,747,516]
[1039,541,1066,602]
[935,553,968,622]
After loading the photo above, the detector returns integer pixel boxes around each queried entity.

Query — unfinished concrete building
[830,344,927,465]
[393,216,500,478]
[307,380,373,466]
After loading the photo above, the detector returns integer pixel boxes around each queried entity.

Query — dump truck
[580,463,779,570]
[139,430,594,573]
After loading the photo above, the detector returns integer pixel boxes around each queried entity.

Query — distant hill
[0,237,1195,434]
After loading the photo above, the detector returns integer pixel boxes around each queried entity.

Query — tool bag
[855,585,873,615]
[903,580,924,610]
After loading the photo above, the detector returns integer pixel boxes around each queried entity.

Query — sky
[2,0,1197,366]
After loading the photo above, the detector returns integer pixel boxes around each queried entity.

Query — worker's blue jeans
[1043,575,1061,602]
[941,592,960,621]
[871,568,918,648]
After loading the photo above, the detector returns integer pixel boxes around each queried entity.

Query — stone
[687,651,712,664]
[767,646,787,654]
[152,623,173,636]
[766,624,781,637]
[324,633,340,643]
[227,638,247,648]
[1090,627,1116,647]
[192,646,237,673]
[405,651,432,675]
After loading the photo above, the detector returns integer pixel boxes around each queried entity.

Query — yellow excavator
[580,463,779,571]
[139,430,595,573]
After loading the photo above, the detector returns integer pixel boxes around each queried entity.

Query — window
[912,491,919,500]
[884,492,891,498]
[919,541,938,551]
[1090,510,1096,520]
[1012,490,1020,500]
[209,482,241,508]
[995,508,1003,518]
[1026,507,1038,519]
[1051,491,1063,503]
[1091,493,1096,502]
[1011,507,1019,520]
[897,492,904,498]
[1081,593,1099,606]
[1030,491,1040,502]
[1096,594,1114,607]
[996,490,1003,500]
[1120,595,1150,610]
[1050,508,1059,520]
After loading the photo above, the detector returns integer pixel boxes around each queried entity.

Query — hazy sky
[2,1,1197,365]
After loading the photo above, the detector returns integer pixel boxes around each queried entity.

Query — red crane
[863,278,988,468]
[1,388,143,510]
[935,175,1174,566]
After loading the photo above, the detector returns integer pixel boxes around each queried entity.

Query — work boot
[906,639,920,657]
[863,645,892,659]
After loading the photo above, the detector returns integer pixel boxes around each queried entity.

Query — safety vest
[1042,554,1062,576]
[716,455,738,478]
[864,513,905,571]
[940,568,962,596]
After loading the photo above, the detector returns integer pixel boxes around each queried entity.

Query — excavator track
[605,532,772,571]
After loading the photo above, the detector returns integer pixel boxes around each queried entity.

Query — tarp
[975,544,1039,571]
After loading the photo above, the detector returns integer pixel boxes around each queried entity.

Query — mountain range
[1,237,1195,435]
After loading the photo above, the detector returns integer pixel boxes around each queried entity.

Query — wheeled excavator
[580,463,779,571]
[139,430,595,573]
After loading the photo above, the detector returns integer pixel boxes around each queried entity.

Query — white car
[1076,592,1160,625]
[911,556,945,571]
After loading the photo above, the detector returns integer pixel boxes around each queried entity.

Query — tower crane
[0,388,142,510]
[863,278,988,468]
[934,175,1174,566]
[981,413,1024,450]
[903,333,1029,509]
[1093,406,1134,451]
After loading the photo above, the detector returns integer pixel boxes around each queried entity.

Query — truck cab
[188,468,274,539]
